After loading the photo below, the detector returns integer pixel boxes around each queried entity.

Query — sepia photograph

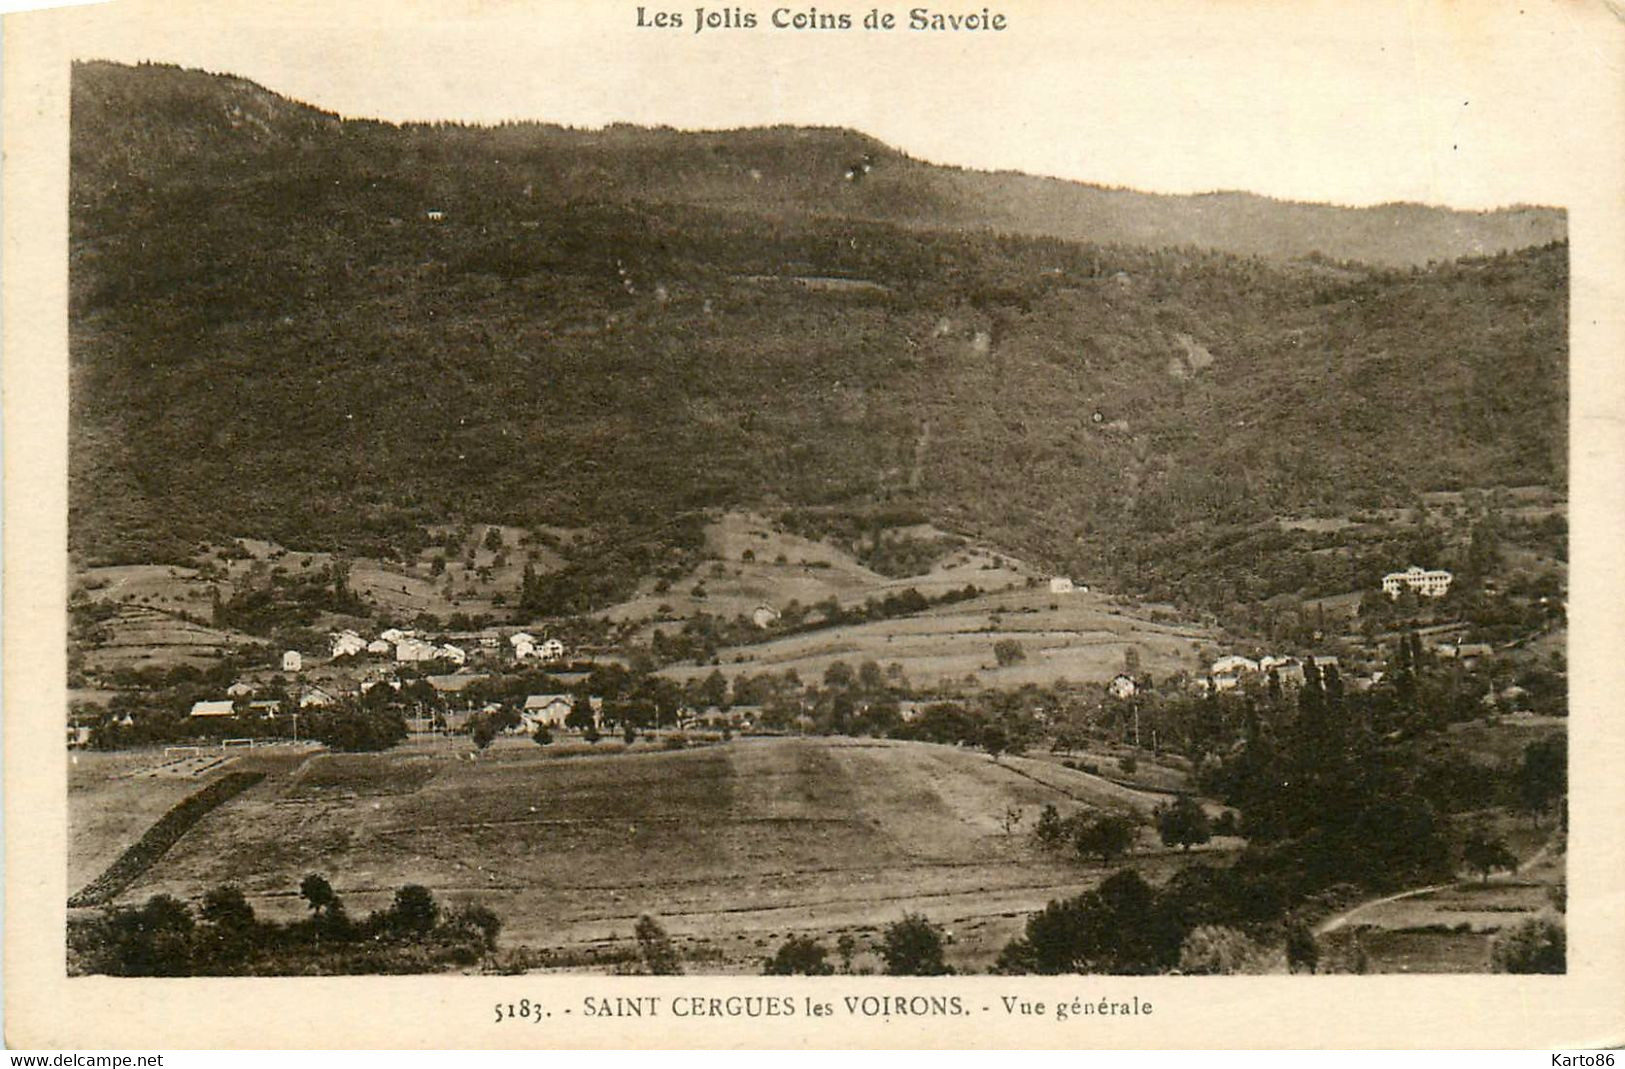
[6,0,1624,1050]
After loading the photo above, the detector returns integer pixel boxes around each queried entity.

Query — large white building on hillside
[1382,566,1453,599]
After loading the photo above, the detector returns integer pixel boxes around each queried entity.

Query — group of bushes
[993,866,1319,975]
[68,875,502,976]
[762,914,951,976]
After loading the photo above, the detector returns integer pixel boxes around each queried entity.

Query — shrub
[993,639,1026,667]
[1285,922,1320,974]
[634,915,683,975]
[1034,803,1067,848]
[385,885,441,935]
[1178,925,1268,975]
[1075,813,1139,864]
[762,934,835,975]
[879,914,951,976]
[441,902,503,951]
[1154,795,1213,851]
[1491,915,1565,974]
[663,733,688,751]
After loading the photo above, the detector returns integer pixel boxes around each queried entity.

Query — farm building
[330,630,367,658]
[299,687,336,709]
[189,700,235,718]
[395,638,439,662]
[282,650,303,672]
[366,638,393,655]
[1211,655,1259,677]
[1049,577,1075,594]
[1271,660,1307,687]
[226,681,255,697]
[248,699,282,718]
[1437,642,1493,662]
[1382,566,1453,598]
[521,694,575,729]
[438,644,468,666]
[380,628,409,644]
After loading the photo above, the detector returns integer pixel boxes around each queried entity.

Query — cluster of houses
[1204,653,1340,694]
[184,626,572,722]
[313,627,567,667]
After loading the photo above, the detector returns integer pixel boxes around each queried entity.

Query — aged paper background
[5,0,1623,1048]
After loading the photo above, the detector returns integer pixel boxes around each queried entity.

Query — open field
[600,512,1035,632]
[661,585,1213,688]
[73,735,1219,972]
[75,605,265,673]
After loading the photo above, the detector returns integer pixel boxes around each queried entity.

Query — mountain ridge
[72,60,1564,268]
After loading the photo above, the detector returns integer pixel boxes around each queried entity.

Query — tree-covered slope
[69,61,1567,592]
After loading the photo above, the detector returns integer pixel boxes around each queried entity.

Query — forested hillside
[70,61,1568,602]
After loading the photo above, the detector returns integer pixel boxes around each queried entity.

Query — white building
[189,700,235,718]
[1210,655,1259,677]
[299,687,336,709]
[1382,566,1453,599]
[366,638,393,655]
[539,638,566,663]
[330,630,366,658]
[1049,577,1075,594]
[395,638,440,663]
[522,694,575,730]
[438,644,468,666]
[281,650,303,673]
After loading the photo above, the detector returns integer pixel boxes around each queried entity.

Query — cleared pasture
[662,589,1211,688]
[93,735,1211,971]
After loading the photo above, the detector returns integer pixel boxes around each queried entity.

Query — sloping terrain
[70,62,1567,605]
[86,735,1200,969]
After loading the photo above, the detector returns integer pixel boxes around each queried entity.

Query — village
[70,551,1555,756]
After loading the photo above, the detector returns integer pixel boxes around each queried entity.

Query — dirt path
[1315,830,1561,936]
[1315,882,1453,935]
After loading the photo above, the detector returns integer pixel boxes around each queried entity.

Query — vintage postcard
[4,0,1623,1050]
